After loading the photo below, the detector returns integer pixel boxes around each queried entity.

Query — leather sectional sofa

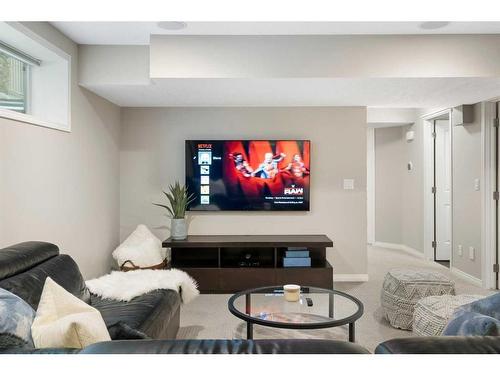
[0,242,180,341]
[0,241,499,354]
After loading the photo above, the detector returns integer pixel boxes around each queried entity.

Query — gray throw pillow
[0,288,36,348]
[461,292,500,320]
[443,310,500,336]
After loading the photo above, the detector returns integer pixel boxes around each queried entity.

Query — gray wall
[452,103,482,278]
[374,122,424,252]
[402,120,424,252]
[375,127,404,244]
[0,23,121,279]
[120,107,368,276]
[374,103,484,281]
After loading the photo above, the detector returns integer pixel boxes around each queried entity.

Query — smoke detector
[419,21,450,30]
[157,22,187,30]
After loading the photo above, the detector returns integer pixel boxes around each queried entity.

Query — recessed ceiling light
[157,21,187,31]
[419,21,450,30]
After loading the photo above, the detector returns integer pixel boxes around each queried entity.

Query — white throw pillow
[112,224,164,268]
[31,277,111,349]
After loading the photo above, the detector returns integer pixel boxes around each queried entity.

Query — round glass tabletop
[228,285,363,330]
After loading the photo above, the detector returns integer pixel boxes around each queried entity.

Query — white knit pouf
[381,268,455,330]
[413,294,483,336]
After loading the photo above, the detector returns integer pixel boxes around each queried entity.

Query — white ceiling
[50,22,500,107]
[82,77,500,107]
[52,22,500,45]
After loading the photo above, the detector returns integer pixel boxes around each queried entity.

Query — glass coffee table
[228,285,364,342]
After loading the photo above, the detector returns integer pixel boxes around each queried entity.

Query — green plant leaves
[153,181,194,219]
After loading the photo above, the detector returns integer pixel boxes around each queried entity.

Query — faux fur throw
[86,269,199,303]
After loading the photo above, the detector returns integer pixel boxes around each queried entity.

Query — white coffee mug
[283,284,300,302]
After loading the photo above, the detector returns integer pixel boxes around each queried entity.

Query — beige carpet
[178,245,494,352]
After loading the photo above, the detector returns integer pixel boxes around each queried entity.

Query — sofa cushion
[0,242,59,280]
[80,339,370,354]
[375,336,500,354]
[0,288,36,349]
[0,347,80,354]
[0,255,90,310]
[91,289,181,339]
[107,322,150,340]
[31,278,111,349]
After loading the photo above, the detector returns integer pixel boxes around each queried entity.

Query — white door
[435,120,452,261]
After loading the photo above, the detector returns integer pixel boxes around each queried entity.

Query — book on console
[283,257,311,267]
[285,250,310,258]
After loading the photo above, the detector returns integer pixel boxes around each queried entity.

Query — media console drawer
[177,268,220,292]
[275,266,333,289]
[219,268,276,292]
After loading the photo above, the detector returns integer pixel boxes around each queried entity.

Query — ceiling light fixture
[157,21,187,31]
[419,21,450,30]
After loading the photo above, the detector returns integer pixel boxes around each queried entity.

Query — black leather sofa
[375,336,500,354]
[0,242,181,340]
[1,339,369,354]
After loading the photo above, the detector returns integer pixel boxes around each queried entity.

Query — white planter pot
[171,218,187,240]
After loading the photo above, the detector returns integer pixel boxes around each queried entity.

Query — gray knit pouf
[381,268,455,330]
[413,294,483,336]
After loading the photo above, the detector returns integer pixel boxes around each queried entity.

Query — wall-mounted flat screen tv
[186,140,311,211]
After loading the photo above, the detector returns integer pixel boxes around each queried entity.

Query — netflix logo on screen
[186,140,311,211]
[197,143,212,149]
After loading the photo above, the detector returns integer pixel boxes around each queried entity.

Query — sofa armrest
[375,336,500,354]
[80,339,369,354]
[0,347,80,354]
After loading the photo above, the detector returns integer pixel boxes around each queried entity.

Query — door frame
[482,100,498,289]
[367,127,376,245]
[423,102,497,289]
[423,108,453,264]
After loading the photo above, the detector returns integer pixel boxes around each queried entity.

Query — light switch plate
[458,245,463,257]
[474,179,480,191]
[343,179,355,190]
[469,246,475,261]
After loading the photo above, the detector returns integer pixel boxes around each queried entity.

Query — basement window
[0,49,30,113]
[0,22,70,131]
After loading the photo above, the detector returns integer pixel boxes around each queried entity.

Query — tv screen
[186,140,311,211]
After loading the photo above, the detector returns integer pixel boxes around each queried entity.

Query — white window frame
[0,22,71,132]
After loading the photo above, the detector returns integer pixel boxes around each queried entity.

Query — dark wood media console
[162,235,333,293]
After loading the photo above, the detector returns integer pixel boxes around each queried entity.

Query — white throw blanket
[86,269,199,303]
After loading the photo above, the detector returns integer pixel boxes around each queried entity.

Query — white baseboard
[450,267,483,287]
[372,242,425,259]
[373,241,402,250]
[333,274,369,282]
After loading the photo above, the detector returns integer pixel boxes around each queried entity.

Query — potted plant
[154,181,195,240]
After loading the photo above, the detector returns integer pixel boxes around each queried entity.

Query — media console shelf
[162,235,333,293]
